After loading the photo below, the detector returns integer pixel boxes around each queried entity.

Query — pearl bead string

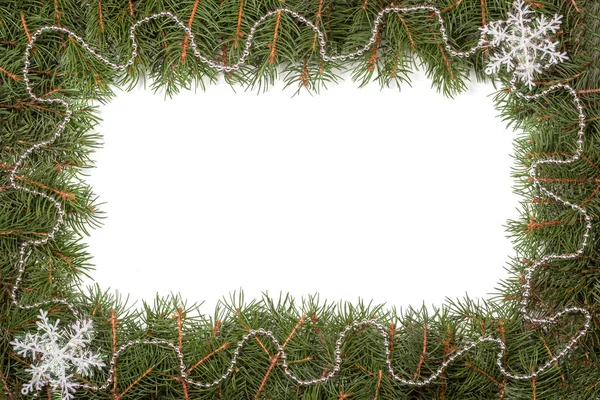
[7,4,591,395]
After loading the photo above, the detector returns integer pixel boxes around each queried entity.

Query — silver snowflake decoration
[481,0,568,87]
[11,309,105,400]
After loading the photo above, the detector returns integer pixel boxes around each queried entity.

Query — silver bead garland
[7,3,592,395]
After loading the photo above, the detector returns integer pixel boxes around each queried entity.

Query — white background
[82,70,522,313]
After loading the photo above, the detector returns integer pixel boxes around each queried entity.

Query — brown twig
[54,0,62,26]
[42,87,63,98]
[234,0,245,49]
[0,231,48,237]
[7,307,62,335]
[109,309,119,398]
[577,88,600,95]
[51,249,72,264]
[172,307,189,400]
[268,10,282,65]
[0,370,15,400]
[252,334,272,357]
[441,0,464,13]
[533,71,584,86]
[181,0,202,63]
[12,174,75,201]
[286,356,313,364]
[355,363,377,377]
[0,67,22,82]
[128,0,134,17]
[517,275,553,315]
[55,161,78,172]
[581,184,600,206]
[439,327,454,399]
[21,12,31,43]
[373,370,383,400]
[311,315,330,360]
[98,0,105,33]
[464,361,502,386]
[532,197,550,204]
[434,33,454,80]
[254,315,305,399]
[17,100,66,115]
[524,0,544,8]
[312,0,325,49]
[581,154,600,175]
[531,365,537,400]
[388,322,396,360]
[480,0,486,27]
[10,352,31,367]
[397,14,415,48]
[29,69,68,77]
[525,216,562,232]
[496,321,507,398]
[528,176,596,184]
[48,259,53,283]
[569,0,583,13]
[525,151,573,158]
[368,26,381,72]
[300,58,309,87]
[540,336,565,382]
[480,0,488,54]
[116,367,153,399]
[413,324,428,379]
[187,342,231,373]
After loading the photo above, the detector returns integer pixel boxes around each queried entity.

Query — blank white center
[83,71,520,312]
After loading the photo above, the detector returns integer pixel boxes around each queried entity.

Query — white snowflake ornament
[481,0,568,87]
[11,309,105,400]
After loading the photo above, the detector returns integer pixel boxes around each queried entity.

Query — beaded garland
[3,1,595,399]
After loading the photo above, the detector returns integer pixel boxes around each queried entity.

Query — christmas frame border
[2,1,596,399]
